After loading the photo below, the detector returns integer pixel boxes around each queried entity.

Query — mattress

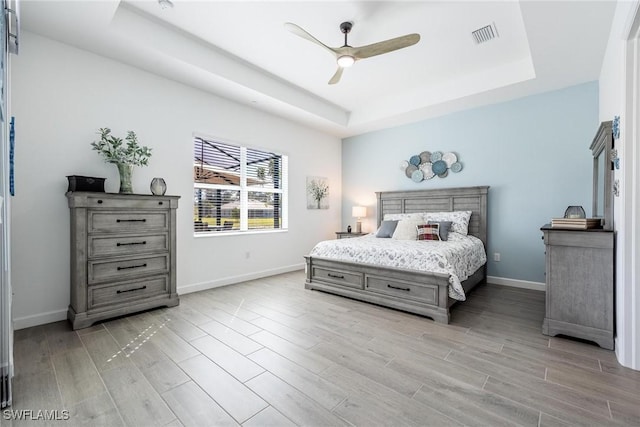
[309,232,487,300]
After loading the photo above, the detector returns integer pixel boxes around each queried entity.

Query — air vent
[472,23,498,44]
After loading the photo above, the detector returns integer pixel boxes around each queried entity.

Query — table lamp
[352,206,366,233]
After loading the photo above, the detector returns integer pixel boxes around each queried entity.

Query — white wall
[599,0,639,369]
[10,32,342,328]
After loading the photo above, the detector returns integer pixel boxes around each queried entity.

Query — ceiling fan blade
[284,22,337,57]
[352,33,420,59]
[328,67,344,85]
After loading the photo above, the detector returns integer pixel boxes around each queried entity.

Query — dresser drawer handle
[327,273,345,279]
[97,200,103,204]
[387,284,411,292]
[117,241,147,247]
[117,219,147,223]
[117,285,147,294]
[158,201,163,205]
[117,263,147,271]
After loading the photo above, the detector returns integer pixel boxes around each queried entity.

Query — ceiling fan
[284,21,420,85]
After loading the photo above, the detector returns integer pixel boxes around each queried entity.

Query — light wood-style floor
[8,271,640,426]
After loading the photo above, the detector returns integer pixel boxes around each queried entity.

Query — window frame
[193,134,288,236]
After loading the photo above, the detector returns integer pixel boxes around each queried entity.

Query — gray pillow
[428,220,452,241]
[376,220,399,238]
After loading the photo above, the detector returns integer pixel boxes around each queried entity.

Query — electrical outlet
[493,252,501,262]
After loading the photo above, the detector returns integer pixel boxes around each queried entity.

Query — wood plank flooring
[8,271,639,426]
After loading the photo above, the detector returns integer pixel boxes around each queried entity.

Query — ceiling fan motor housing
[340,22,353,34]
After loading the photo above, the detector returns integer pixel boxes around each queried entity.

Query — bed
[304,186,489,324]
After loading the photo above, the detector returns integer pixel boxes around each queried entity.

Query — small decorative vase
[150,177,167,196]
[564,205,586,219]
[116,163,133,194]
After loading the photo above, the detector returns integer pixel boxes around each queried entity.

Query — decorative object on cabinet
[150,177,167,196]
[402,151,462,182]
[66,192,180,329]
[613,179,620,197]
[613,115,620,140]
[91,128,152,194]
[347,225,352,233]
[540,225,614,350]
[66,175,106,193]
[590,121,614,230]
[306,176,329,209]
[352,206,366,233]
[563,205,586,219]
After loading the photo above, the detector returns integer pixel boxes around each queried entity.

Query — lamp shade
[352,206,366,218]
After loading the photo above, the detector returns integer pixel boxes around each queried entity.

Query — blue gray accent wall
[342,81,598,283]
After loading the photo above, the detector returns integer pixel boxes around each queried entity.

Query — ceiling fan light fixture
[337,55,355,68]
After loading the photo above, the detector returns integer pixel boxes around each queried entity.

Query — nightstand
[335,232,367,239]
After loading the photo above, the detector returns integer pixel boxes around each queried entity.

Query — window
[193,135,288,234]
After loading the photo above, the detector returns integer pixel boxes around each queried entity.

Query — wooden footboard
[305,255,483,324]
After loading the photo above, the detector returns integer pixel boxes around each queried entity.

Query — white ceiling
[21,1,616,137]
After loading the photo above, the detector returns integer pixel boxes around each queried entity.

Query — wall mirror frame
[589,120,614,230]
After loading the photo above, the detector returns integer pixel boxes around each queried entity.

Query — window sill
[193,229,288,238]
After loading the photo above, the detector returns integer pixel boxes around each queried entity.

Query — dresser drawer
[88,254,169,284]
[81,195,175,210]
[89,233,169,258]
[365,275,437,304]
[311,266,363,289]
[88,276,169,309]
[89,211,168,233]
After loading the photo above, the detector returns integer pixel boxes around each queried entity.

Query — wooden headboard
[375,186,489,248]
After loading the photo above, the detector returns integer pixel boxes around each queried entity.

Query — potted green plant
[91,127,152,193]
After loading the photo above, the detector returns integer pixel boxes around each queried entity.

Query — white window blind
[194,136,287,234]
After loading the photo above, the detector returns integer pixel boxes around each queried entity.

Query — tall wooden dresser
[540,225,614,349]
[67,192,180,329]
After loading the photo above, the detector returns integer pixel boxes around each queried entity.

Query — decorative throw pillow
[427,220,452,241]
[384,212,425,221]
[392,219,424,240]
[417,224,441,241]
[425,211,472,235]
[376,220,399,238]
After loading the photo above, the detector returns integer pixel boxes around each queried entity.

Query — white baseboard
[487,275,545,291]
[13,309,67,331]
[178,263,305,295]
[13,269,537,329]
[12,264,306,330]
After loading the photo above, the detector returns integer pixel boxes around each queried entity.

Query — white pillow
[392,219,424,240]
[384,212,425,221]
[424,211,472,235]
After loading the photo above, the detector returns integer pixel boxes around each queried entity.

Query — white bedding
[309,232,487,301]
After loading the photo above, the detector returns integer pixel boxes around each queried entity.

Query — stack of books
[551,218,602,229]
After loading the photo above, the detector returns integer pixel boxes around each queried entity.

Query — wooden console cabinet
[541,225,614,349]
[67,192,180,329]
